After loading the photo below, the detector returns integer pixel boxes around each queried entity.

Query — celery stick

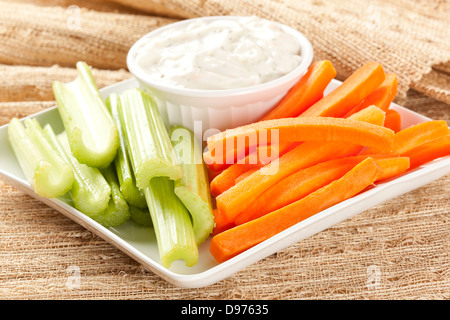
[57,165,130,228]
[105,93,147,209]
[170,126,214,245]
[118,88,183,189]
[144,177,198,268]
[58,191,75,207]
[7,118,74,198]
[52,61,119,168]
[94,165,130,228]
[129,205,152,227]
[43,126,111,217]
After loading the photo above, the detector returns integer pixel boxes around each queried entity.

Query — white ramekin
[127,16,313,139]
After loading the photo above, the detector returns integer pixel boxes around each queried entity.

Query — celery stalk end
[144,178,198,269]
[52,61,119,168]
[8,118,74,198]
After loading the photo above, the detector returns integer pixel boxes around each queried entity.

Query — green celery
[144,177,198,268]
[57,163,130,228]
[43,126,111,217]
[95,165,130,228]
[52,61,119,168]
[170,126,214,245]
[129,205,153,227]
[7,118,74,198]
[58,191,75,207]
[118,88,183,190]
[105,93,147,209]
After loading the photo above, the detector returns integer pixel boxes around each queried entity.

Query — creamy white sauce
[133,16,303,90]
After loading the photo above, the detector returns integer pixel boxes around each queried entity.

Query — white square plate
[0,78,449,288]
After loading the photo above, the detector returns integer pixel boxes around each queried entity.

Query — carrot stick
[210,157,381,263]
[361,120,448,155]
[365,73,398,111]
[210,162,263,198]
[204,135,291,173]
[371,156,410,181]
[206,116,395,157]
[393,120,449,155]
[299,61,385,118]
[234,156,365,225]
[215,141,363,222]
[345,105,386,127]
[215,106,387,222]
[207,167,224,183]
[203,143,250,172]
[209,142,296,197]
[206,103,382,181]
[212,209,235,236]
[204,76,388,171]
[383,109,402,133]
[402,135,450,169]
[261,60,337,120]
[234,167,260,184]
[344,73,398,117]
[234,155,409,225]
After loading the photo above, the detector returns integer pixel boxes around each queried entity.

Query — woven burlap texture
[0,64,131,102]
[0,0,449,299]
[1,0,449,104]
[0,2,177,69]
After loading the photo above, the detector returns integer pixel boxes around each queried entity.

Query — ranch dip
[133,16,303,90]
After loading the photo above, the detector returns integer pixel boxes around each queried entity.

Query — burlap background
[0,0,448,299]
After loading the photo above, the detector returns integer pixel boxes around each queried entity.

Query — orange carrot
[210,158,381,263]
[361,120,448,155]
[234,156,365,225]
[393,120,449,155]
[209,142,296,197]
[212,209,235,236]
[215,106,387,222]
[383,109,402,133]
[206,116,395,157]
[261,60,337,120]
[210,163,263,198]
[209,105,383,191]
[234,167,260,184]
[215,141,363,222]
[344,73,398,117]
[402,135,450,169]
[348,105,387,128]
[394,120,449,154]
[234,155,410,225]
[204,135,288,172]
[207,167,224,183]
[203,143,250,172]
[204,79,388,171]
[371,156,410,181]
[299,61,385,118]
